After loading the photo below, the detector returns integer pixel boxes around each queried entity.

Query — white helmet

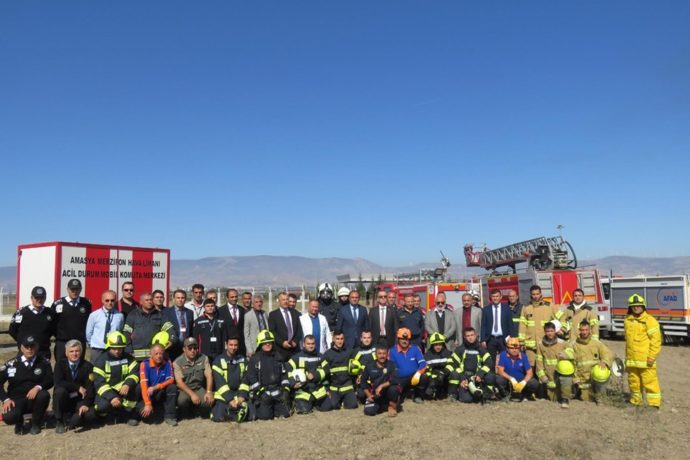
[468,380,483,397]
[337,287,351,297]
[318,283,334,294]
[550,319,562,333]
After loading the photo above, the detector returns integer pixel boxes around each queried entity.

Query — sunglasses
[103,299,116,303]
[123,289,134,292]
[186,345,199,350]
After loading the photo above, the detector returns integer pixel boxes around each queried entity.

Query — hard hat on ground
[429,332,446,346]
[397,327,412,340]
[337,287,351,297]
[106,331,127,349]
[611,357,625,378]
[591,365,611,383]
[256,329,275,348]
[556,360,575,376]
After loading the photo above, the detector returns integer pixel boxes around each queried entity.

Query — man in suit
[454,293,482,347]
[163,289,195,361]
[218,288,246,355]
[336,291,369,350]
[53,339,96,433]
[244,295,268,359]
[481,289,513,362]
[299,299,331,354]
[369,291,399,348]
[425,292,457,350]
[268,292,303,361]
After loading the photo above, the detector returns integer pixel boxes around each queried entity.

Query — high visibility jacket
[555,303,600,340]
[352,346,376,371]
[286,350,328,400]
[322,346,356,390]
[423,347,452,379]
[123,308,176,360]
[447,342,492,379]
[535,338,574,387]
[92,352,139,408]
[246,350,288,396]
[212,352,249,403]
[518,301,559,349]
[571,336,613,385]
[624,311,661,369]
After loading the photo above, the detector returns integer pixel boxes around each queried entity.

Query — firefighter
[321,330,358,410]
[572,320,614,404]
[388,327,427,404]
[535,322,574,407]
[123,292,177,362]
[419,332,452,400]
[92,331,140,426]
[51,278,92,361]
[318,283,339,332]
[286,335,329,414]
[624,294,662,409]
[246,330,291,420]
[9,286,55,361]
[211,336,251,422]
[396,294,425,347]
[0,335,53,435]
[518,285,559,366]
[351,330,376,403]
[448,327,495,403]
[360,344,400,417]
[555,288,600,340]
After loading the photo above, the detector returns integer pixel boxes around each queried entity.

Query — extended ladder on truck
[464,236,577,272]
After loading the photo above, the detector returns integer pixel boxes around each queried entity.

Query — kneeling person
[535,322,575,407]
[572,320,614,404]
[246,330,290,420]
[496,338,539,401]
[287,335,329,414]
[211,336,250,422]
[420,332,452,400]
[0,336,53,435]
[361,344,400,417]
[53,339,96,433]
[137,343,177,426]
[174,337,214,419]
[448,327,495,403]
[322,331,358,410]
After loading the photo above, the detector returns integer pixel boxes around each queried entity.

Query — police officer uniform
[51,279,92,361]
[9,286,55,361]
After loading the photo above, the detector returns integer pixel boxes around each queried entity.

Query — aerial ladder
[464,236,577,272]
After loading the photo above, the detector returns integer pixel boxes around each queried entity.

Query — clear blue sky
[1,1,689,267]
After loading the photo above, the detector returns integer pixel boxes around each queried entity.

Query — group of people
[0,280,662,435]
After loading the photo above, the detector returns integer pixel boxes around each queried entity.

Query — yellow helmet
[429,332,446,346]
[628,294,646,307]
[591,365,611,383]
[105,331,127,349]
[556,360,575,376]
[348,358,364,376]
[152,331,170,348]
[256,329,275,348]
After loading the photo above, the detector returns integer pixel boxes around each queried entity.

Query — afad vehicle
[464,236,611,333]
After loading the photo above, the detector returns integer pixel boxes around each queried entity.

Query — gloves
[513,380,526,393]
[411,372,422,386]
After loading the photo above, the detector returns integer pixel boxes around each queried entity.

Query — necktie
[232,307,238,325]
[179,309,187,340]
[283,309,293,341]
[493,306,499,334]
[380,308,386,335]
[258,311,266,330]
[70,363,78,379]
[72,300,77,307]
[25,359,31,368]
[104,311,113,342]
[352,306,358,322]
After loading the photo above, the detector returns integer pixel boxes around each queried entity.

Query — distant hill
[1,254,689,291]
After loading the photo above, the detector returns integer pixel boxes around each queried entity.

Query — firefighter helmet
[348,358,364,376]
[256,329,275,347]
[318,283,333,294]
[151,331,170,348]
[556,360,575,376]
[397,327,412,340]
[105,331,127,349]
[429,332,446,345]
[506,337,520,349]
[468,380,483,397]
[628,294,646,307]
[591,365,611,383]
[337,287,351,297]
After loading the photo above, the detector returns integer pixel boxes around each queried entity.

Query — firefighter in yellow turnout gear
[624,294,662,408]
[554,288,600,340]
[571,320,613,404]
[535,322,574,406]
[519,285,559,366]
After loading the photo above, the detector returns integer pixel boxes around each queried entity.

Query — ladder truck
[464,237,611,333]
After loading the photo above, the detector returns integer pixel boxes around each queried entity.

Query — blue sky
[1,1,689,267]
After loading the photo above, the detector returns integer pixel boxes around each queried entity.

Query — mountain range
[1,255,689,291]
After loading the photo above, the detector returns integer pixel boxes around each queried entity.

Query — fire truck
[464,236,611,332]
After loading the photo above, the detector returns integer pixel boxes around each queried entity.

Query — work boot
[29,424,42,435]
[413,397,424,404]
[127,418,139,426]
[165,418,178,427]
[55,421,66,434]
[560,399,570,409]
[14,423,25,435]
[387,402,397,417]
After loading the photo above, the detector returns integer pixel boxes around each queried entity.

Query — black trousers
[2,391,51,427]
[496,375,539,399]
[486,335,506,363]
[363,386,400,416]
[135,383,178,421]
[254,391,290,420]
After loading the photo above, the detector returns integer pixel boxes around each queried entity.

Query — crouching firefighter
[535,321,575,407]
[286,334,329,414]
[246,330,291,420]
[419,332,452,400]
[351,330,376,403]
[448,327,496,403]
[92,332,140,425]
[321,330,358,410]
[360,344,400,417]
[211,335,251,422]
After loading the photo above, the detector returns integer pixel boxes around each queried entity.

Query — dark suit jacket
[163,306,195,359]
[336,304,369,349]
[218,304,246,354]
[53,358,95,406]
[268,308,303,361]
[480,303,513,343]
[368,305,399,348]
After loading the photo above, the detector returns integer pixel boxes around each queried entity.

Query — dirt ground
[0,339,687,460]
